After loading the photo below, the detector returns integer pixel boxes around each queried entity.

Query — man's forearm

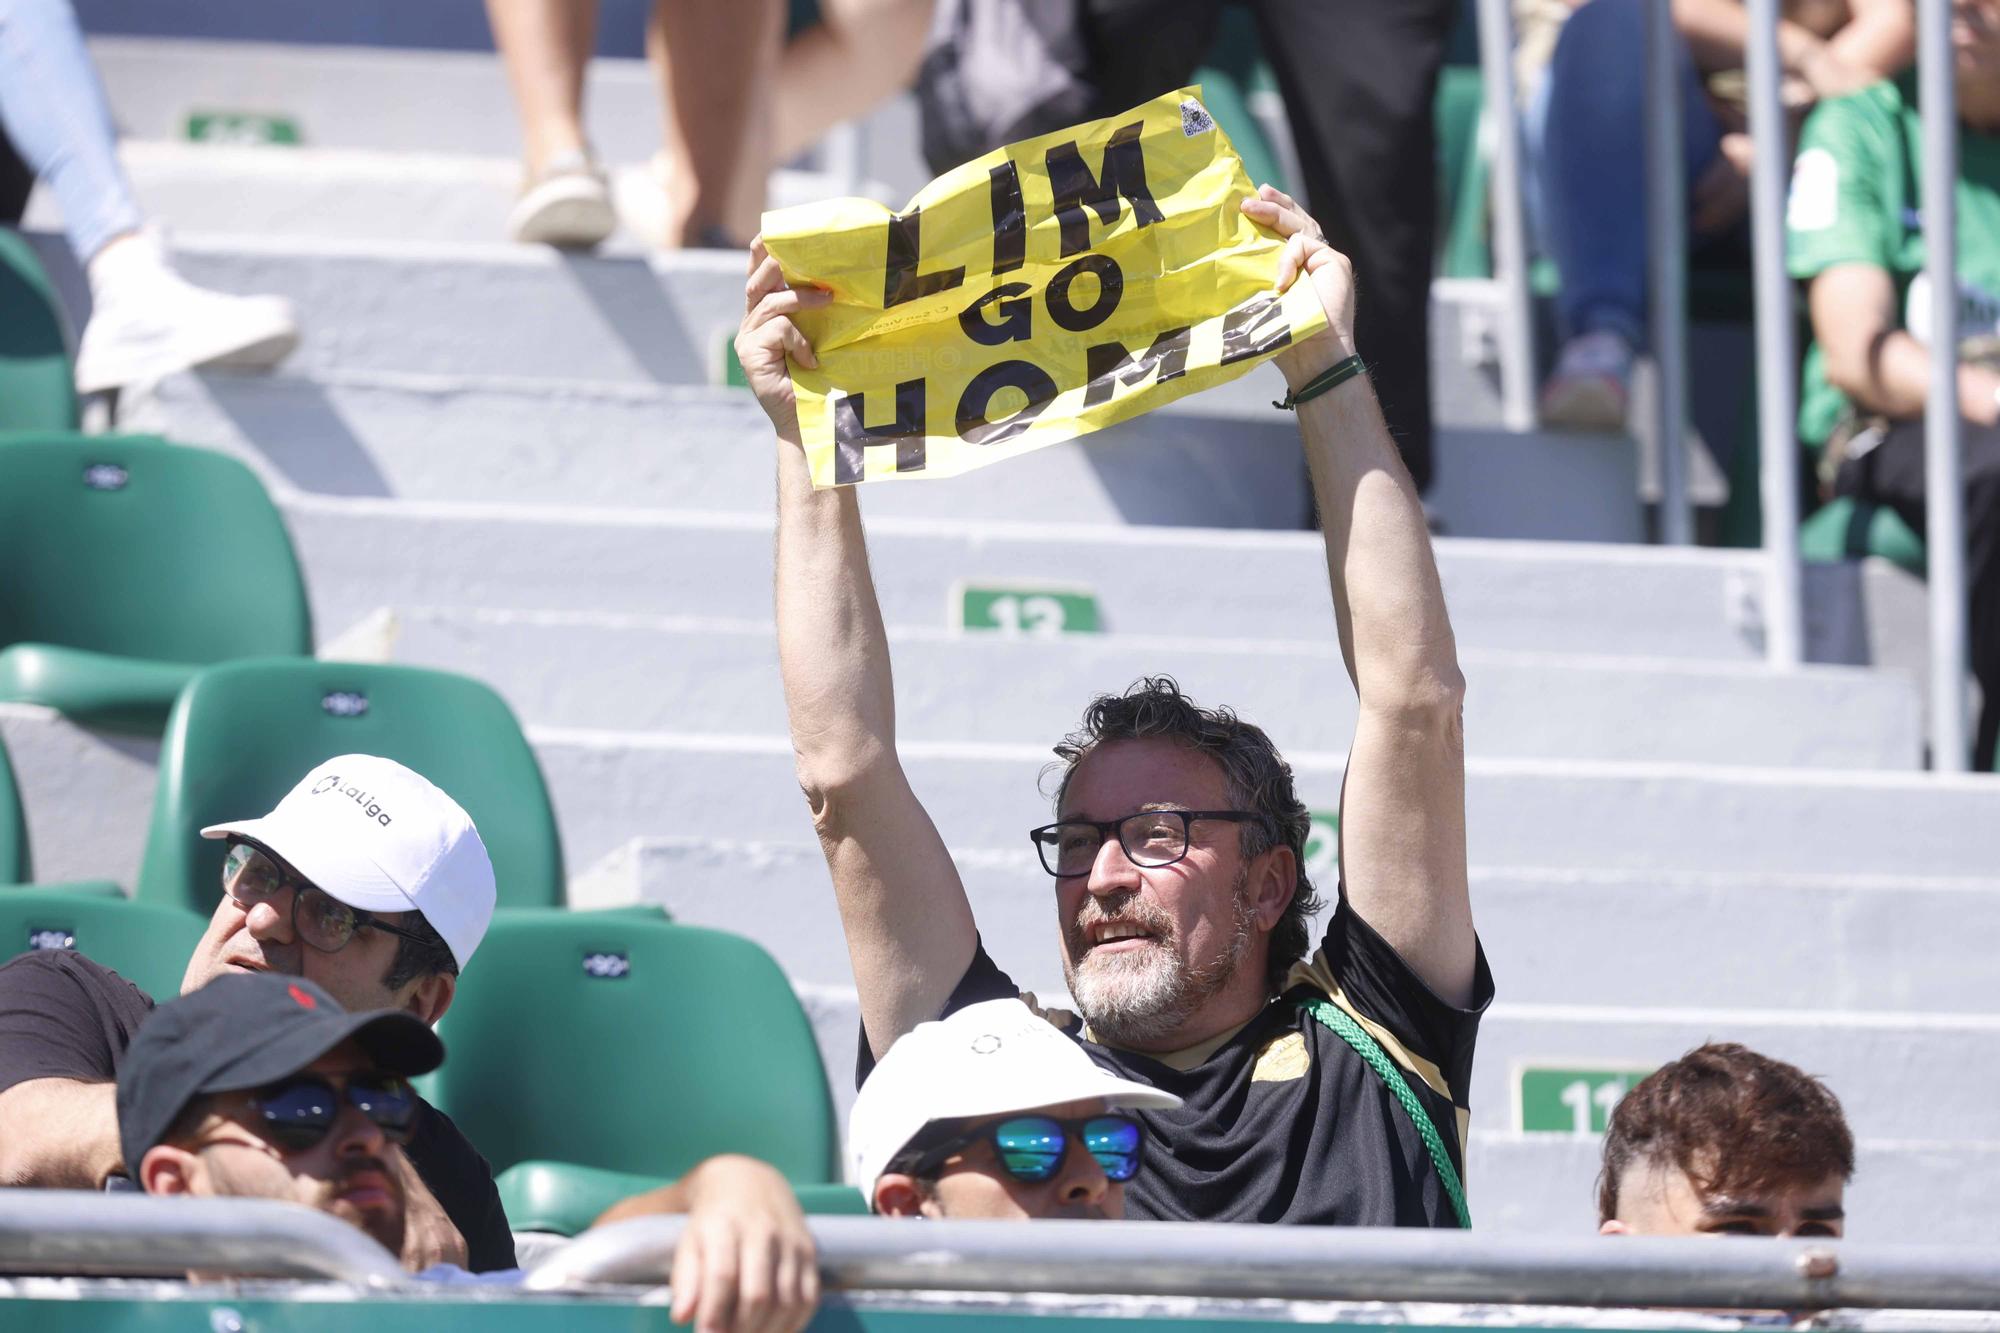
[1840,329,2000,426]
[0,1079,122,1188]
[773,430,900,800]
[1302,374,1463,715]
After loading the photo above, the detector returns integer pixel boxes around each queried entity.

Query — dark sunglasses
[241,1071,418,1153]
[223,839,429,955]
[895,1113,1146,1184]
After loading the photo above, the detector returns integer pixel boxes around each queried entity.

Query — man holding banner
[737,95,1488,1228]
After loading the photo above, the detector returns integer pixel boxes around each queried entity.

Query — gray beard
[1065,871,1256,1049]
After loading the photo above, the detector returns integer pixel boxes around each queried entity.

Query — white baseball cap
[201,754,497,970]
[848,998,1182,1206]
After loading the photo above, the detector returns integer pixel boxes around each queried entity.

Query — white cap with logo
[848,998,1183,1204]
[200,754,497,970]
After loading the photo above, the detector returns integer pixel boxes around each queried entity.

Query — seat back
[426,914,838,1183]
[0,736,25,884]
[136,659,564,914]
[0,230,78,433]
[0,889,206,1000]
[0,434,310,662]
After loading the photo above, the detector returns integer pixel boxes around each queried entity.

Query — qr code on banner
[1181,99,1215,137]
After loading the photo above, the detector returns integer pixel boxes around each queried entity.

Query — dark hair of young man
[1597,1042,1856,1223]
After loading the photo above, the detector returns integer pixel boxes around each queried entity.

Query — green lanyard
[1295,993,1471,1229]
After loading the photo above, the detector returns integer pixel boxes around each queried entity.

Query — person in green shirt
[1788,0,2000,769]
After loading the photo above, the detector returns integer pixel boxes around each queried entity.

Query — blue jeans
[1528,0,1725,346]
[0,0,142,261]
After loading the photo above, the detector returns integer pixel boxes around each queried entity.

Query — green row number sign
[1516,1064,1654,1135]
[185,111,303,146]
[1302,809,1339,884]
[955,583,1102,636]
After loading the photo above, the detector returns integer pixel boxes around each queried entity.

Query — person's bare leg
[774,0,932,163]
[647,0,782,246]
[486,0,599,174]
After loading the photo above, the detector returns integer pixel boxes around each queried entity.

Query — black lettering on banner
[1045,254,1124,333]
[959,282,1035,345]
[1083,326,1191,406]
[832,379,927,483]
[1044,122,1166,258]
[989,162,1027,276]
[956,361,1059,446]
[882,208,966,308]
[1218,291,1292,365]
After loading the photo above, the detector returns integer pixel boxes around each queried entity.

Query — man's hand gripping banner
[761,88,1328,487]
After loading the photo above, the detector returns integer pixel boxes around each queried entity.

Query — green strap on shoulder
[1296,993,1470,1228]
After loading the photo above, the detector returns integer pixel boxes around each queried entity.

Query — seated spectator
[0,755,508,1271]
[0,0,299,392]
[1527,0,1911,431]
[741,187,1489,1229]
[1597,1043,1853,1237]
[117,972,445,1262]
[846,999,1182,1220]
[483,0,780,249]
[121,971,820,1332]
[1790,1,2000,769]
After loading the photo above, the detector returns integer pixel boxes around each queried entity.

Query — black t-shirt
[0,950,517,1271]
[858,895,1493,1227]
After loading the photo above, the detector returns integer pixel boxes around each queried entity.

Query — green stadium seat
[1193,8,1291,197]
[0,228,79,433]
[0,434,311,734]
[136,659,565,916]
[1799,496,1927,575]
[0,736,25,885]
[498,1161,866,1237]
[424,914,838,1184]
[0,889,206,1000]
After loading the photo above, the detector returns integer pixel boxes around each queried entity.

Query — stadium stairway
[6,26,1990,1242]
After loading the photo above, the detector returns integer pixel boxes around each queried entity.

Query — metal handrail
[1474,0,1539,431]
[1746,0,1805,668]
[1919,0,1972,770]
[1647,0,1695,546]
[0,1190,409,1285]
[526,1216,2000,1311]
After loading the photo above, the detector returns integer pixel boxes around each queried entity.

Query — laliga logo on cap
[308,774,394,826]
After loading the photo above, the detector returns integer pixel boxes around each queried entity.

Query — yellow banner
[761,87,1327,488]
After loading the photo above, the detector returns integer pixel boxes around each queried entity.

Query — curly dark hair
[1048,676,1322,996]
[1597,1043,1855,1222]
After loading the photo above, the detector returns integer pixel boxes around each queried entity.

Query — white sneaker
[1539,330,1635,433]
[74,233,298,395]
[508,149,616,249]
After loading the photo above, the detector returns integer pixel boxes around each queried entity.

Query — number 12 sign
[954,582,1103,636]
[1515,1063,1655,1136]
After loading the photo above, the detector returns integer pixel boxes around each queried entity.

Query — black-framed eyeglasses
[223,839,429,955]
[238,1071,418,1153]
[891,1113,1146,1184]
[1028,810,1273,878]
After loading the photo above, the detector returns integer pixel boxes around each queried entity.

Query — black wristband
[1273,354,1367,410]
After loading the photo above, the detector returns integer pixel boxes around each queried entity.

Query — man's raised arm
[1242,187,1478,1009]
[736,240,979,1057]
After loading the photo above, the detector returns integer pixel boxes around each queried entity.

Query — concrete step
[576,837,2000,1014]
[132,370,1645,541]
[1468,1131,1998,1244]
[11,704,1993,888]
[384,608,1920,769]
[273,493,1894,665]
[85,36,933,201]
[26,141,890,253]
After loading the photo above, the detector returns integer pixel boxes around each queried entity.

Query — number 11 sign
[1514,1063,1655,1136]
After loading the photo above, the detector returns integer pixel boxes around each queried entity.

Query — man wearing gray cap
[0,755,506,1268]
[117,971,445,1260]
